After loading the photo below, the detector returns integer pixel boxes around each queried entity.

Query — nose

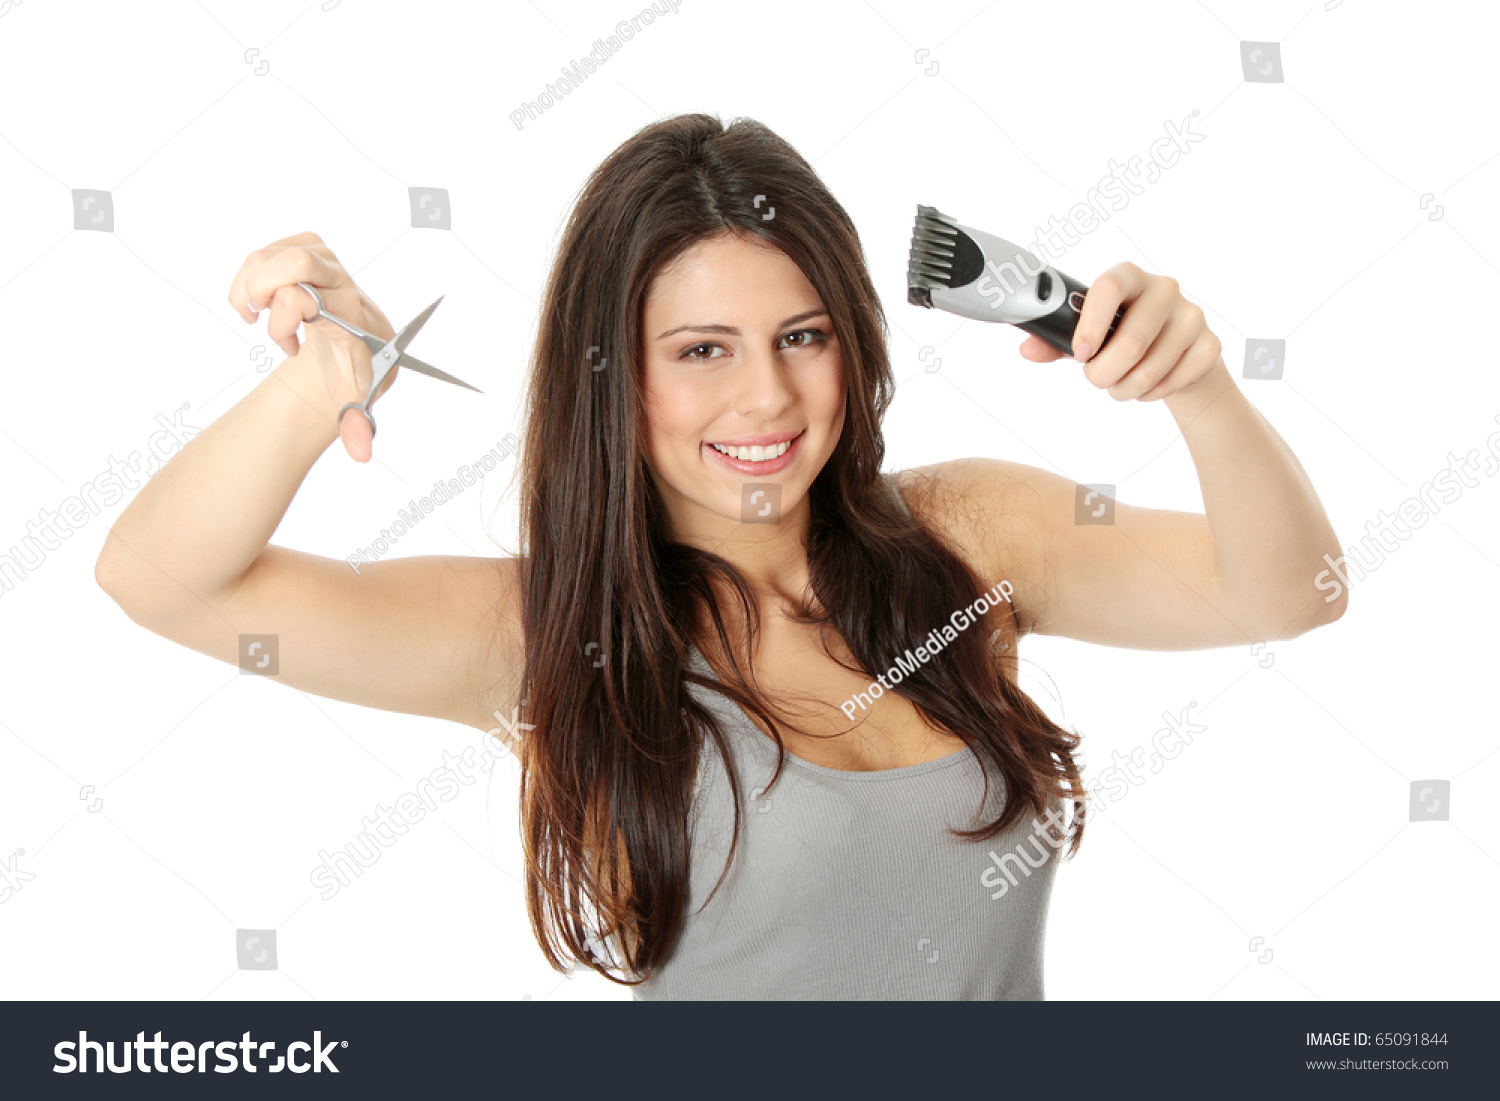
[731,340,795,421]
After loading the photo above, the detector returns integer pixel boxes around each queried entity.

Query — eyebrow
[654,309,829,340]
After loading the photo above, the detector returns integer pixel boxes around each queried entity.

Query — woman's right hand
[228,232,398,463]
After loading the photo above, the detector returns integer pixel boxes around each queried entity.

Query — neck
[664,489,815,597]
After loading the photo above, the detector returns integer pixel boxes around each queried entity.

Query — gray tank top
[628,648,1060,1000]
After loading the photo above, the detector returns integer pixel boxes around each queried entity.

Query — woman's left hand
[1017,262,1225,402]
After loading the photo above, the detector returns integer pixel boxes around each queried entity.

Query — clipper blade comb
[907,204,1125,357]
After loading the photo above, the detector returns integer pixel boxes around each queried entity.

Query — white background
[0,0,1496,1001]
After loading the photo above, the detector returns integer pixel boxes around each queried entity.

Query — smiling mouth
[705,431,803,463]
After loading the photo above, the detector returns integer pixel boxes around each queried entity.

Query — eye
[680,341,725,361]
[778,328,829,350]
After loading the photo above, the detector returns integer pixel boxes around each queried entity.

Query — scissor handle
[297,281,325,310]
[296,281,382,348]
[338,401,377,440]
[304,280,392,441]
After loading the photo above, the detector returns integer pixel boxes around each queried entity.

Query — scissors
[296,282,482,438]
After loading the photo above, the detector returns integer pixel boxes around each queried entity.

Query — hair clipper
[906,204,1126,358]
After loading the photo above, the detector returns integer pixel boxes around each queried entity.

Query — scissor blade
[392,296,444,355]
[396,352,483,393]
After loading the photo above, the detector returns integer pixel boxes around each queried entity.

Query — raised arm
[94,234,523,733]
[900,262,1347,652]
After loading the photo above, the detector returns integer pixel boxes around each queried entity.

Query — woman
[95,113,1346,1000]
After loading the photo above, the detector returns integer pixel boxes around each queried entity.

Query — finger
[1019,334,1065,362]
[265,282,326,360]
[1134,359,1186,402]
[245,247,341,320]
[1138,336,1222,402]
[339,408,374,463]
[1105,304,1198,401]
[265,230,327,248]
[228,237,331,324]
[1073,263,1152,364]
[1081,274,1176,389]
[228,247,268,324]
[263,284,302,359]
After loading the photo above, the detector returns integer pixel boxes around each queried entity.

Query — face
[640,232,846,539]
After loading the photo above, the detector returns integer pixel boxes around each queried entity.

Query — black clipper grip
[1018,269,1129,359]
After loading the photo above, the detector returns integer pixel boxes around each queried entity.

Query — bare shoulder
[891,458,1061,638]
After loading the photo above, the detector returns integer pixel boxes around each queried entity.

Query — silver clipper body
[906,204,1125,357]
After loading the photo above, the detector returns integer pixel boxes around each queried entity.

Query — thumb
[313,327,377,463]
[339,409,375,464]
[1018,334,1065,362]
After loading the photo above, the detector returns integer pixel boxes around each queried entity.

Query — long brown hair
[515,113,1084,984]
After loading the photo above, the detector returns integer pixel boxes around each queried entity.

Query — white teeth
[709,439,792,462]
